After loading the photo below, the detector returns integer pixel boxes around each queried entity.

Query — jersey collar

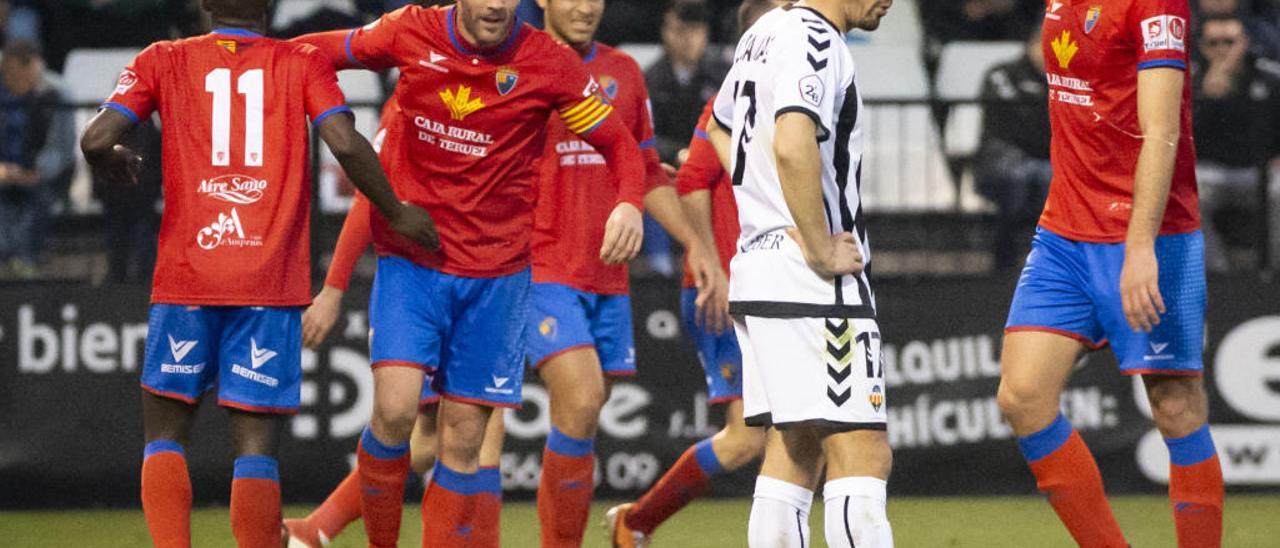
[446,6,523,58]
[788,5,842,34]
[581,41,598,63]
[211,28,263,38]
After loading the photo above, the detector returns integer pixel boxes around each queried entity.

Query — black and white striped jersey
[713,6,874,319]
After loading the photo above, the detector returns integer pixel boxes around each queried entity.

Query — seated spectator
[0,41,74,279]
[1198,0,1280,61]
[920,0,1041,47]
[1192,13,1280,272]
[973,23,1052,270]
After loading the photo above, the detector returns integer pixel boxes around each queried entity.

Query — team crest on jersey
[114,70,139,96]
[1051,30,1079,69]
[217,39,237,53]
[439,85,486,121]
[496,67,519,96]
[869,385,884,412]
[1084,6,1101,34]
[597,75,619,103]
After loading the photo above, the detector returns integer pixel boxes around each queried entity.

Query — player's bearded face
[457,0,519,47]
[545,0,604,48]
[845,0,892,31]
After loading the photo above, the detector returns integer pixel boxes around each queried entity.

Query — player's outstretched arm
[1121,67,1183,332]
[80,109,142,185]
[293,30,364,71]
[774,112,863,279]
[580,118,646,265]
[316,112,440,251]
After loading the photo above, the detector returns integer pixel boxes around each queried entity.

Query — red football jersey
[103,29,349,305]
[676,96,739,289]
[531,42,663,295]
[1039,0,1199,242]
[341,6,644,277]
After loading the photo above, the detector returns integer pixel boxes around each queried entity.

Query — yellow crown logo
[1051,30,1079,69]
[439,85,485,121]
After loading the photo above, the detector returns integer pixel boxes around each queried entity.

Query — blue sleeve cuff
[694,128,709,140]
[344,29,366,68]
[100,102,140,124]
[1138,59,1187,71]
[312,105,352,126]
[638,137,656,149]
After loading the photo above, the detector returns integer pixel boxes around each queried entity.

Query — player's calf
[1145,375,1222,547]
[822,430,893,548]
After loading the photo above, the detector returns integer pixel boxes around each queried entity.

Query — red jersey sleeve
[324,194,372,291]
[291,30,361,70]
[101,43,163,123]
[301,47,351,125]
[676,99,725,196]
[1128,0,1191,71]
[343,6,415,71]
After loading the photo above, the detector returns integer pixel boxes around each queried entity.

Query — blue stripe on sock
[547,427,593,458]
[1165,424,1217,466]
[360,427,409,460]
[433,463,484,495]
[693,439,725,476]
[233,456,279,482]
[477,467,503,495]
[1017,413,1073,463]
[143,440,184,459]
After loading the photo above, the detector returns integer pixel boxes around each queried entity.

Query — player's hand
[786,228,864,279]
[98,144,143,185]
[1120,245,1165,332]
[690,243,731,334]
[661,162,679,183]
[389,202,441,252]
[600,201,643,265]
[302,286,344,349]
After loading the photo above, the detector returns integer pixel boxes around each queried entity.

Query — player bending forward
[80,1,435,546]
[997,1,1222,546]
[707,1,894,547]
[293,0,648,545]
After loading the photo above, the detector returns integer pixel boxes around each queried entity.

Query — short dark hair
[667,0,710,26]
[204,0,271,21]
[1,40,42,66]
[1200,12,1244,29]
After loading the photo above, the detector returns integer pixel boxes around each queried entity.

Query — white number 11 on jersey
[205,68,263,167]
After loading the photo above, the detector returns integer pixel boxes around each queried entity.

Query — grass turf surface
[1,495,1277,547]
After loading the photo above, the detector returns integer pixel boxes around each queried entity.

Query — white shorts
[735,315,887,431]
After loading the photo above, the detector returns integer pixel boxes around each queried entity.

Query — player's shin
[230,456,282,548]
[141,440,192,548]
[1018,413,1127,547]
[748,476,814,548]
[625,438,720,534]
[823,476,892,548]
[357,427,411,548]
[1165,425,1223,547]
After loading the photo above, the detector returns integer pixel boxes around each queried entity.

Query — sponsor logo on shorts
[250,338,277,369]
[1144,341,1174,361]
[485,374,514,396]
[231,364,279,387]
[168,335,197,362]
[162,335,204,374]
[161,363,205,375]
[825,319,854,407]
[720,363,738,386]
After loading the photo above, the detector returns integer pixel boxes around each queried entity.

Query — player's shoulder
[593,43,645,78]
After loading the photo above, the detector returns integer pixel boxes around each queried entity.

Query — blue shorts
[141,304,303,413]
[681,288,743,403]
[1006,227,1206,375]
[526,282,636,376]
[369,257,530,407]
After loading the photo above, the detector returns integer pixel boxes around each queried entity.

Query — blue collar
[446,6,522,58]
[211,28,263,38]
[582,42,598,63]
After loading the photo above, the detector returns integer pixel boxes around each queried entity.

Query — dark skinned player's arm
[80,108,141,184]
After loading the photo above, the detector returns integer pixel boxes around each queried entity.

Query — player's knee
[1147,382,1208,436]
[370,399,419,442]
[996,379,1050,421]
[554,383,606,432]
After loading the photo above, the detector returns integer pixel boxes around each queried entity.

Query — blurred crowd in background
[1,0,1277,283]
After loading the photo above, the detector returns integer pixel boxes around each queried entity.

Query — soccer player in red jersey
[998,1,1222,546]
[78,1,436,547]
[293,1,649,545]
[523,1,722,546]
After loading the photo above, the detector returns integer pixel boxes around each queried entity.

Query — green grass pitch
[2,495,1277,546]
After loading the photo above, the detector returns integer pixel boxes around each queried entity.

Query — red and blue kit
[1007,0,1205,376]
[104,29,349,412]
[527,42,665,376]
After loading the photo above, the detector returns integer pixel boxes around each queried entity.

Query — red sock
[537,428,595,548]
[1019,415,1126,547]
[230,456,282,548]
[472,467,504,548]
[422,464,480,546]
[625,440,716,534]
[307,468,363,540]
[358,429,411,548]
[1166,425,1223,547]
[141,441,191,548]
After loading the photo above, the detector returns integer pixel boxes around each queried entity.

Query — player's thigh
[216,305,304,414]
[140,304,222,407]
[527,282,596,371]
[1090,231,1207,376]
[539,347,607,414]
[589,293,637,377]
[1005,227,1107,349]
[683,288,744,405]
[822,429,891,481]
[437,269,530,408]
[759,427,823,490]
[369,256,445,371]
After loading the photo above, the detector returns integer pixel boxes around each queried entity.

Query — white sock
[823,476,893,548]
[749,475,815,548]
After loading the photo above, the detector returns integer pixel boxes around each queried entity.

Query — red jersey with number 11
[103,29,350,305]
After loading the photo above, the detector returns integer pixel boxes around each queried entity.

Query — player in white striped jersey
[707,1,894,547]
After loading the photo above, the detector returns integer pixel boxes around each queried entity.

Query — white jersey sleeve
[768,26,839,141]
[712,69,737,130]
